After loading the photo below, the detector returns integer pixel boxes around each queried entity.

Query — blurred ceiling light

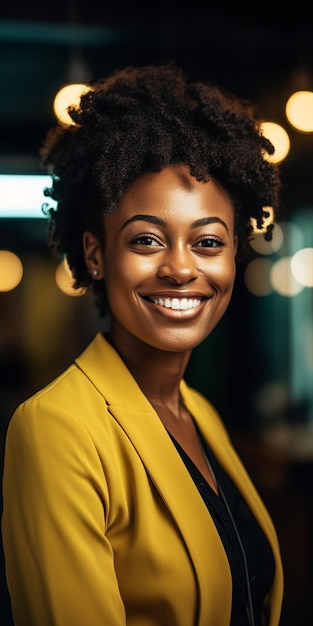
[270,257,303,296]
[0,175,55,218]
[291,247,313,286]
[244,257,273,296]
[285,91,313,132]
[260,121,290,163]
[0,250,23,291]
[249,222,283,255]
[53,83,90,126]
[250,206,274,234]
[55,257,87,296]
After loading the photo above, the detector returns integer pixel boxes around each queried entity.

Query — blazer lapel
[181,382,284,625]
[181,382,278,544]
[75,333,232,626]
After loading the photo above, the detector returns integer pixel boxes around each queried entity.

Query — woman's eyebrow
[119,214,229,233]
[119,214,166,231]
[192,217,229,232]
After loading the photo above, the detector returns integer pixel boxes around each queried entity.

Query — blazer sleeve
[2,397,126,626]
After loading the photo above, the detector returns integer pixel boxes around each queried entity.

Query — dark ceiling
[1,0,313,211]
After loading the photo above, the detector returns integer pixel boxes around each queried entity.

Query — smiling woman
[2,63,283,626]
[83,166,237,354]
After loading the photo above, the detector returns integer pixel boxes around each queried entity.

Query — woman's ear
[83,231,105,280]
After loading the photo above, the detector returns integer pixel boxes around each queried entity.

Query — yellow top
[2,333,283,626]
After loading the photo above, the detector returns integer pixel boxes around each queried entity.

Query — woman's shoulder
[8,335,113,435]
[12,333,109,412]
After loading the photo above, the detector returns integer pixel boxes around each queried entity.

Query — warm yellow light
[270,257,303,296]
[250,206,275,234]
[260,121,290,163]
[249,222,283,255]
[55,257,87,296]
[291,247,313,286]
[53,83,90,126]
[0,250,23,291]
[286,91,313,132]
[244,258,273,296]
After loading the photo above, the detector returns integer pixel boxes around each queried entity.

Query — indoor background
[1,2,313,624]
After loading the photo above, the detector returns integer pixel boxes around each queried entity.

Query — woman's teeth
[152,297,201,311]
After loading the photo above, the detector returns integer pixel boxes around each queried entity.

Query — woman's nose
[157,245,198,284]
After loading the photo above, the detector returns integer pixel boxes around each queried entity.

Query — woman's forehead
[103,165,235,232]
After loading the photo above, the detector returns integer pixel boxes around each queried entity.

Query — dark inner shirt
[168,426,275,626]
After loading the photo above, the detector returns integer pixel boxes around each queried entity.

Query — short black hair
[40,63,281,316]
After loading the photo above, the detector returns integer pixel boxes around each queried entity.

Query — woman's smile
[141,291,207,320]
[149,296,202,311]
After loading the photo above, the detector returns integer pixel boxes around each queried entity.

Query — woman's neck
[106,330,192,411]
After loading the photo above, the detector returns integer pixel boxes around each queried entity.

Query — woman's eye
[195,237,224,249]
[131,234,160,246]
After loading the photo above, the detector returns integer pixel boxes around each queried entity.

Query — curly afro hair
[40,63,281,316]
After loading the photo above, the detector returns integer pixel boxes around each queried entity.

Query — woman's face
[84,165,238,354]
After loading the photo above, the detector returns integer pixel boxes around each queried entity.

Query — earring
[92,269,99,277]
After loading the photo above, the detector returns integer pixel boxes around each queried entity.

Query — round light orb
[260,121,290,163]
[291,247,313,286]
[270,257,303,296]
[286,91,313,132]
[55,258,87,296]
[250,206,275,234]
[0,250,23,291]
[53,83,90,126]
[244,257,273,296]
[249,222,283,255]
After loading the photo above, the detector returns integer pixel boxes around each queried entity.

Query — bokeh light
[55,257,87,296]
[291,247,313,286]
[270,257,303,296]
[0,250,23,291]
[249,222,283,255]
[53,83,90,126]
[250,206,275,234]
[285,91,313,132]
[244,258,273,296]
[261,121,290,163]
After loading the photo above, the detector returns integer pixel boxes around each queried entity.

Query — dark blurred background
[1,2,313,624]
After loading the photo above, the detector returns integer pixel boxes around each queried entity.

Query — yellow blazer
[2,333,283,626]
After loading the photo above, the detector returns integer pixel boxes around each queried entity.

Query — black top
[168,427,275,626]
